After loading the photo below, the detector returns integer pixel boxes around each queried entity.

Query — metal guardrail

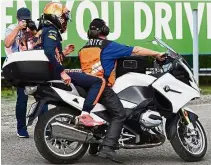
[198,69,211,76]
[146,68,211,76]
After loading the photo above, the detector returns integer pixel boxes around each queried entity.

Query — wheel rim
[44,113,84,157]
[177,119,206,155]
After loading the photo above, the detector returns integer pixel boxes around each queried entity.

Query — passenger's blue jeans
[16,87,48,130]
[67,72,105,113]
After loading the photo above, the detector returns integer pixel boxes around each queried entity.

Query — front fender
[165,107,198,141]
[182,107,198,124]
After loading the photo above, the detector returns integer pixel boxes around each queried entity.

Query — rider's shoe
[89,143,99,155]
[98,146,123,163]
[78,113,104,127]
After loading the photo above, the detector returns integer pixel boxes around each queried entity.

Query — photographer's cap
[17,7,31,20]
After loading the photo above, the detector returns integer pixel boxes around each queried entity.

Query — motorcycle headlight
[24,86,37,95]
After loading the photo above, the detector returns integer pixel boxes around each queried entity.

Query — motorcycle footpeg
[74,116,79,125]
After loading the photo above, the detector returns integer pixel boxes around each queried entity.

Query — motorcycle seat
[49,81,73,92]
[75,86,88,98]
[48,80,88,98]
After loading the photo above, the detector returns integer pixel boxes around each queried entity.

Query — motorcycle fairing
[152,73,200,113]
[112,72,157,93]
[117,86,154,104]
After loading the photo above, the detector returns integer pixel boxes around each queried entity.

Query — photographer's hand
[17,20,27,30]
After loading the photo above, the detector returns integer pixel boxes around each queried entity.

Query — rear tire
[34,107,89,164]
[171,118,207,162]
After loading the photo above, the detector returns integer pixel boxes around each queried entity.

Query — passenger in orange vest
[79,18,166,163]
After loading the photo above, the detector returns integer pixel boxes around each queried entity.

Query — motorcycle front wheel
[34,107,89,164]
[170,117,207,162]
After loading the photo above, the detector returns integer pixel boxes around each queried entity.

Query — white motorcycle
[2,38,207,164]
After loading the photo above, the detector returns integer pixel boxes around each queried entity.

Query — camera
[26,20,38,31]
[22,19,38,31]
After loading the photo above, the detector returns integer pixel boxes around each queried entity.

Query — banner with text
[1,0,211,57]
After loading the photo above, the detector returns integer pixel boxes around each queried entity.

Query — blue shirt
[101,41,134,78]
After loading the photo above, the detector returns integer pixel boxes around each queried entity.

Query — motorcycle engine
[139,110,162,128]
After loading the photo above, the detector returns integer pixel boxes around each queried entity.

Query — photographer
[4,8,47,138]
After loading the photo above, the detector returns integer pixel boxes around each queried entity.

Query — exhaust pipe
[51,122,166,149]
[121,135,165,149]
[51,122,93,142]
[121,141,164,149]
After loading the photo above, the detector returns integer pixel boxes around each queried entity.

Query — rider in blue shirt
[79,18,165,162]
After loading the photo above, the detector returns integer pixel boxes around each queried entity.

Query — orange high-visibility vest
[79,39,116,86]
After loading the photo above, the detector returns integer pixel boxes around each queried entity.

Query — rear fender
[27,99,46,126]
[27,99,81,126]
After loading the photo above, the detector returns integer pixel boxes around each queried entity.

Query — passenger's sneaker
[17,128,29,138]
[79,114,104,127]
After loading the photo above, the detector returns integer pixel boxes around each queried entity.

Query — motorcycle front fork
[179,109,197,136]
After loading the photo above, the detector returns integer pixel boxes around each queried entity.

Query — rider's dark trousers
[99,86,126,148]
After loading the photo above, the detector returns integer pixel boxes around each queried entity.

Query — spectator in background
[4,7,48,138]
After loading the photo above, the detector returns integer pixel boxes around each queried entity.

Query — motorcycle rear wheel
[34,107,89,164]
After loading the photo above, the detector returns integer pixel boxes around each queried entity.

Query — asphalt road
[1,98,211,165]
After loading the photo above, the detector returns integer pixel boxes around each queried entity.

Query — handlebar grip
[156,53,167,65]
[161,53,168,58]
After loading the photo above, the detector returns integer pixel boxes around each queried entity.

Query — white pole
[193,9,199,84]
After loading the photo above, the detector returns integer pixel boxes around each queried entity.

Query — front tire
[34,107,89,164]
[171,118,207,162]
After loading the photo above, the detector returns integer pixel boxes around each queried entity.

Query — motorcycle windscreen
[152,73,200,113]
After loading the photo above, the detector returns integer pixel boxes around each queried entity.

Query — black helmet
[88,18,110,39]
